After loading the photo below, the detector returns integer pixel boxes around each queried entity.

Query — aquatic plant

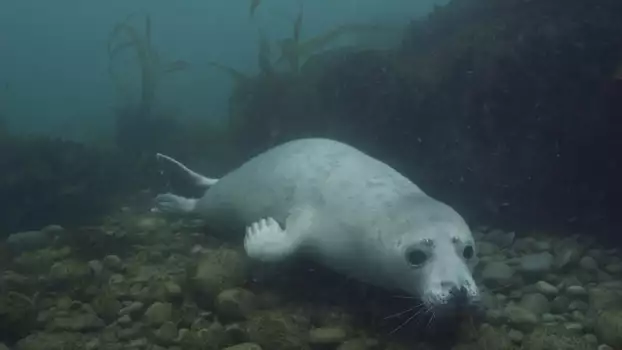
[275,12,382,73]
[107,13,188,121]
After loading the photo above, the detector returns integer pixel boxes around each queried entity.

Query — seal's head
[389,196,480,315]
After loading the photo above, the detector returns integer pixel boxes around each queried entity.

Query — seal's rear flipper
[244,208,314,262]
[156,153,219,189]
[152,193,198,215]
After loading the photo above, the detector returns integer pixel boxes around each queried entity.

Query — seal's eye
[406,249,428,266]
[463,245,474,259]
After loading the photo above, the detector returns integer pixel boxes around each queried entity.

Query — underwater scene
[1,0,622,349]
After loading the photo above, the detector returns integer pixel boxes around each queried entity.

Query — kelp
[275,9,385,73]
[107,13,188,120]
[208,28,275,85]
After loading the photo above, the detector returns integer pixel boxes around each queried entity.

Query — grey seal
[152,138,480,311]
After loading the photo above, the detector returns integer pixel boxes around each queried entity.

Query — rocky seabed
[2,201,622,350]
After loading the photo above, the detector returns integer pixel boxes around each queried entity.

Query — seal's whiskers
[425,310,436,330]
[383,307,416,320]
[388,305,429,334]
[391,295,416,299]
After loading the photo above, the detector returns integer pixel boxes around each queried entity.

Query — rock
[481,262,515,288]
[473,324,515,349]
[579,256,599,270]
[155,321,178,344]
[192,248,248,300]
[523,325,593,349]
[568,300,588,312]
[215,288,257,321]
[48,260,91,283]
[117,323,144,340]
[564,322,583,333]
[477,242,498,256]
[0,343,9,350]
[589,288,622,310]
[553,240,582,270]
[566,285,587,297]
[197,321,227,348]
[520,293,550,314]
[118,315,132,325]
[504,305,538,331]
[87,260,103,276]
[596,310,622,347]
[6,230,52,252]
[91,294,122,322]
[508,329,523,343]
[550,295,571,314]
[225,323,250,344]
[535,281,558,296]
[309,327,348,344]
[15,332,84,350]
[605,263,622,274]
[519,252,553,276]
[144,302,173,326]
[103,255,124,271]
[223,343,263,350]
[119,301,144,316]
[486,229,515,248]
[164,281,182,297]
[51,311,105,331]
[247,310,310,350]
[337,338,379,350]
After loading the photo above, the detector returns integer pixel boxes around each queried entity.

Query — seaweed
[107,13,188,121]
[275,9,383,74]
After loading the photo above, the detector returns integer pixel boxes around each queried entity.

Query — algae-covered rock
[215,288,256,322]
[523,324,593,350]
[15,331,85,350]
[50,310,105,332]
[452,324,516,350]
[6,230,52,252]
[175,321,226,350]
[13,247,72,274]
[0,291,38,341]
[144,301,173,326]
[337,338,379,350]
[91,293,122,322]
[191,248,248,300]
[596,310,622,347]
[308,327,348,345]
[223,343,263,350]
[155,320,178,345]
[48,259,91,284]
[247,310,311,350]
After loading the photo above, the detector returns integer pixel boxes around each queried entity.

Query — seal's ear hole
[406,249,428,267]
[463,245,474,259]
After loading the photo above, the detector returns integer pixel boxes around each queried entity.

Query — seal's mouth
[422,283,482,318]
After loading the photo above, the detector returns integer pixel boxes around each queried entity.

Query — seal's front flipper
[152,193,197,214]
[244,208,314,262]
[156,153,219,189]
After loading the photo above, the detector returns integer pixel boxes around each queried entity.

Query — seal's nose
[448,286,468,306]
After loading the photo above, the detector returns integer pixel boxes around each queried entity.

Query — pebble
[309,327,348,344]
[119,301,144,316]
[103,255,124,271]
[508,329,524,343]
[144,302,173,326]
[223,343,263,350]
[579,256,599,270]
[535,281,559,296]
[566,285,587,297]
[118,315,132,325]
